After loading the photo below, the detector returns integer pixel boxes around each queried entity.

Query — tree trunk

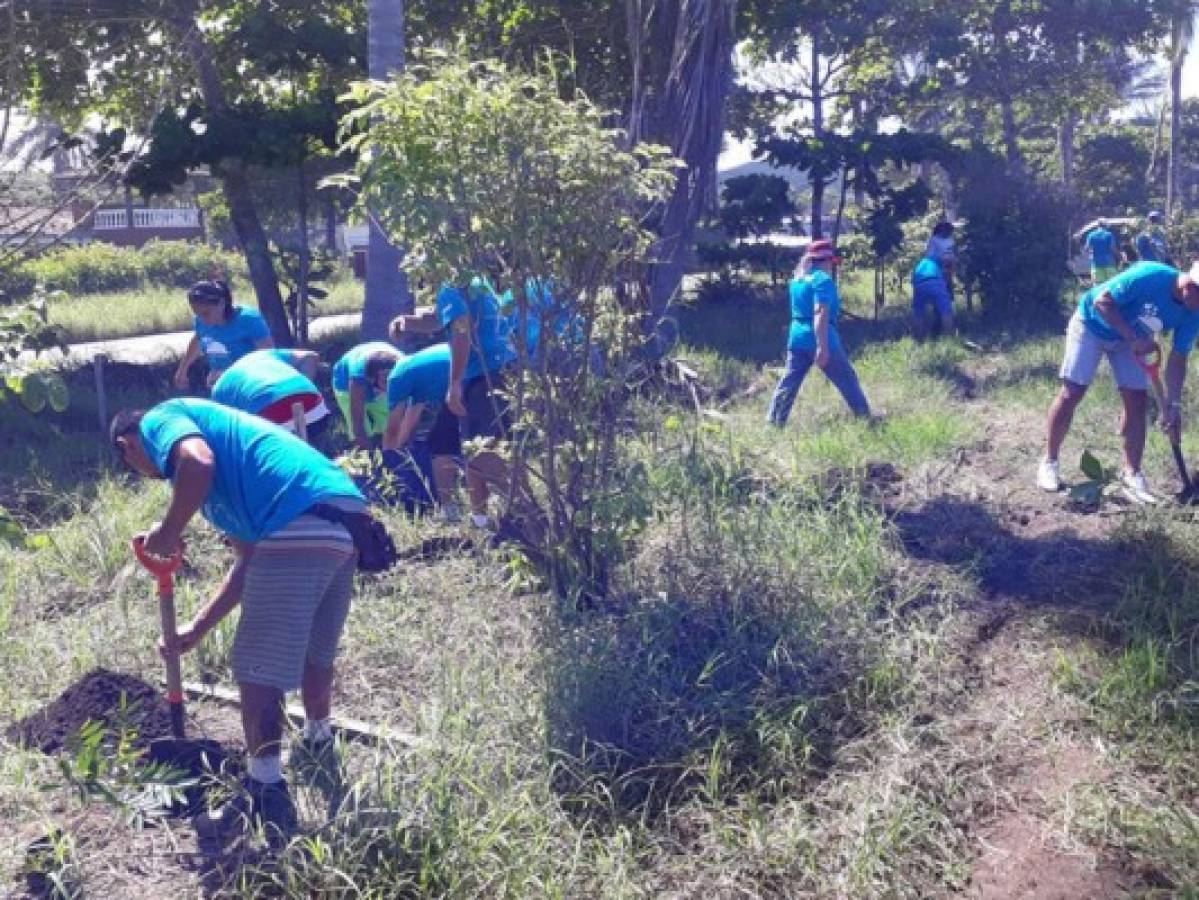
[170,0,292,345]
[297,161,310,347]
[324,195,338,250]
[1059,115,1075,192]
[1169,49,1185,216]
[362,0,412,341]
[810,31,824,238]
[641,0,737,355]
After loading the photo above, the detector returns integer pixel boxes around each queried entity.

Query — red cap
[804,239,842,263]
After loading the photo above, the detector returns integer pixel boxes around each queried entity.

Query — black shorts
[427,403,463,458]
[462,371,510,441]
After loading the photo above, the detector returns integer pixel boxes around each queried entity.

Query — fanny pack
[307,503,398,573]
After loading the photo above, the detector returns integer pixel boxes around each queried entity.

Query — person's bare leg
[300,661,333,723]
[1119,387,1149,473]
[239,681,285,760]
[1046,380,1087,461]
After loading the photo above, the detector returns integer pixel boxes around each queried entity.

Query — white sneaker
[1037,458,1061,492]
[1120,470,1158,505]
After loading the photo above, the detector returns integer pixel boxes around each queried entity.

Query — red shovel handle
[132,535,183,596]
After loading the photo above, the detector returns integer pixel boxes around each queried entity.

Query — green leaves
[1079,450,1106,483]
[0,291,71,415]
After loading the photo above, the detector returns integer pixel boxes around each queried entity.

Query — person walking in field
[1038,261,1199,503]
[1136,211,1174,266]
[111,399,367,843]
[767,240,871,426]
[175,281,274,390]
[372,343,463,518]
[912,252,955,339]
[1085,219,1121,285]
[331,342,404,451]
[211,348,331,438]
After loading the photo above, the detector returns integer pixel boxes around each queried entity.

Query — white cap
[1190,261,1199,284]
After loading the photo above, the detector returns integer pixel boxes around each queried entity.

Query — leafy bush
[695,240,801,283]
[1166,214,1199,262]
[0,241,246,300]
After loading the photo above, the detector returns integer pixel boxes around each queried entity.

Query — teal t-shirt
[195,306,270,372]
[436,278,516,379]
[1086,228,1117,268]
[386,343,451,410]
[139,398,363,543]
[210,349,318,416]
[332,341,399,400]
[912,257,943,285]
[1078,262,1199,352]
[787,270,843,353]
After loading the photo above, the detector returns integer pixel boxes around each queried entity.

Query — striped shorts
[231,512,358,692]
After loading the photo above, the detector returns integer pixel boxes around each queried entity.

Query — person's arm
[814,305,831,368]
[382,402,425,451]
[174,334,201,389]
[446,318,471,416]
[167,540,252,656]
[348,380,371,451]
[390,310,440,338]
[142,436,215,558]
[1094,292,1154,353]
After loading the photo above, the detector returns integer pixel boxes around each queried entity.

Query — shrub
[138,240,245,287]
[20,243,143,294]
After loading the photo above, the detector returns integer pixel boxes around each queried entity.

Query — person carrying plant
[1084,219,1121,286]
[330,342,404,451]
[767,240,871,426]
[1136,211,1174,266]
[371,343,463,519]
[391,276,517,530]
[1038,261,1199,503]
[111,398,367,844]
[174,281,273,390]
[211,348,331,439]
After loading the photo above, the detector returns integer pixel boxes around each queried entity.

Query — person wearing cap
[110,398,366,846]
[767,240,871,426]
[1136,212,1174,266]
[1084,219,1121,286]
[1038,261,1199,503]
[391,276,518,530]
[210,348,331,439]
[331,342,404,451]
[174,280,274,390]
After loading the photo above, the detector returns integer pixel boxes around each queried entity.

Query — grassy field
[1,292,1196,897]
[47,277,366,343]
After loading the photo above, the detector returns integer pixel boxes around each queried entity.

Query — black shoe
[195,777,297,849]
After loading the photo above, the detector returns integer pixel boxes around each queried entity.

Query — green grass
[48,277,365,343]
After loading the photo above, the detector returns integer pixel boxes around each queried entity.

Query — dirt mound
[7,668,174,754]
[821,461,903,500]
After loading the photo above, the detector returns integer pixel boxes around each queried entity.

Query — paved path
[35,313,362,369]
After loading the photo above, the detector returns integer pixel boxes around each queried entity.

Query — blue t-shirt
[1086,228,1117,268]
[386,343,451,410]
[332,341,399,400]
[139,398,363,543]
[912,257,943,285]
[436,279,516,379]
[211,349,318,416]
[1078,262,1199,353]
[787,270,843,353]
[1137,230,1172,265]
[195,306,270,373]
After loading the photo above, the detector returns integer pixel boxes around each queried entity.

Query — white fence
[93,207,201,230]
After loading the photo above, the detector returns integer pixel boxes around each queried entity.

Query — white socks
[249,754,283,784]
[303,717,333,743]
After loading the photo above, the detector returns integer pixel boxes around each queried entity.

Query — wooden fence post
[94,353,109,434]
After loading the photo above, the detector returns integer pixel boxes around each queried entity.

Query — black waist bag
[308,503,398,573]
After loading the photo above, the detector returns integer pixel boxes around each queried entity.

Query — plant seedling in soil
[1067,450,1121,508]
[21,827,80,900]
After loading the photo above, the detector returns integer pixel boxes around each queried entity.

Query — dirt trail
[892,368,1144,898]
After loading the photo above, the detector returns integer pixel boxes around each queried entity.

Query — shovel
[132,536,227,812]
[1138,346,1199,504]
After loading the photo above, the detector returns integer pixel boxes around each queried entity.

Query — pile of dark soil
[7,668,174,754]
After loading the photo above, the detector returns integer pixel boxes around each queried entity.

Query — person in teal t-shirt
[175,281,274,390]
[1039,261,1199,503]
[211,349,330,436]
[767,241,871,427]
[911,255,954,339]
[331,341,403,450]
[1084,220,1120,285]
[110,398,365,843]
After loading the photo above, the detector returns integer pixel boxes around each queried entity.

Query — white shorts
[1058,313,1148,391]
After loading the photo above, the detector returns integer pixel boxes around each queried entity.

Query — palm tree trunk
[810,32,825,238]
[362,0,412,341]
[1169,39,1186,216]
[1059,115,1075,192]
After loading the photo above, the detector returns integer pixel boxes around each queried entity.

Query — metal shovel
[1139,346,1199,504]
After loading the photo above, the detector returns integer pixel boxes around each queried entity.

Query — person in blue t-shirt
[175,281,274,390]
[1038,261,1199,502]
[391,276,520,530]
[1084,220,1121,285]
[500,276,586,366]
[331,342,404,451]
[211,348,330,437]
[366,343,461,514]
[1136,211,1174,266]
[767,241,872,427]
[911,255,955,339]
[110,398,365,844]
